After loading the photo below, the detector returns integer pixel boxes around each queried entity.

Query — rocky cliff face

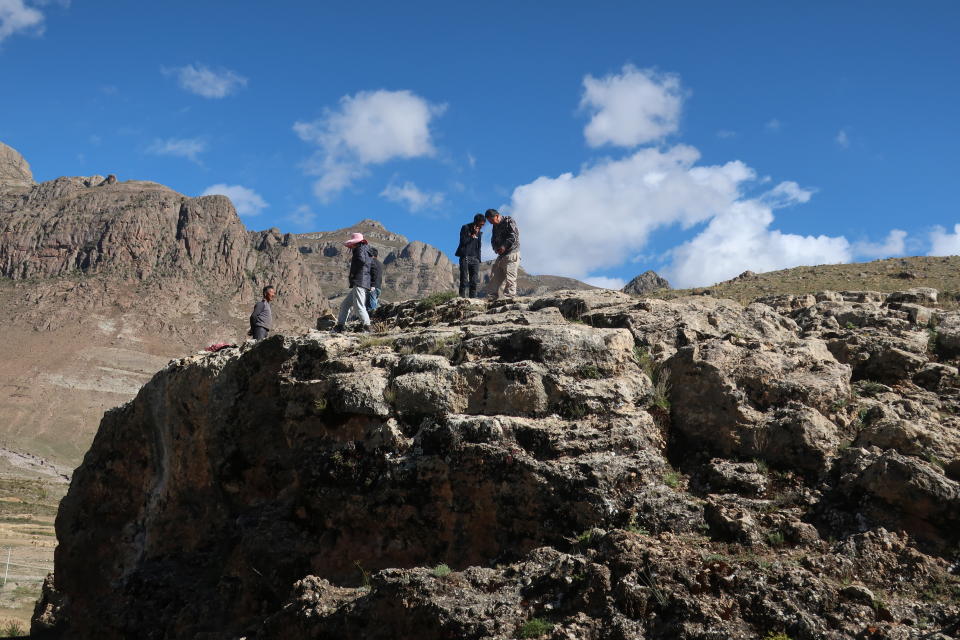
[0,142,329,464]
[36,287,960,639]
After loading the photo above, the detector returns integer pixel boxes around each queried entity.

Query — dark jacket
[455,223,482,260]
[491,216,520,254]
[250,299,273,330]
[369,258,383,289]
[348,243,372,289]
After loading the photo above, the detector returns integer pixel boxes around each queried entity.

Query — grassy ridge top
[648,255,960,307]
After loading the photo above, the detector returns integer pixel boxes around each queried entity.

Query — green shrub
[517,618,554,638]
[763,633,791,640]
[420,291,458,310]
[663,470,681,489]
[766,531,785,547]
[0,619,24,636]
[577,364,602,379]
[432,563,451,578]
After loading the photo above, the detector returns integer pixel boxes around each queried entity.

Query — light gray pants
[486,250,520,299]
[337,286,370,326]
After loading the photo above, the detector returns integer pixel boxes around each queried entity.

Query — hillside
[649,256,960,307]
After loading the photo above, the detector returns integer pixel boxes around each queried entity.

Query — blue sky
[1,1,958,288]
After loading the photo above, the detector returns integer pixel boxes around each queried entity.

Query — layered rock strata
[34,287,960,639]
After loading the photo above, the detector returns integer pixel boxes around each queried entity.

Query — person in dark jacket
[366,247,383,311]
[334,233,372,332]
[455,213,485,297]
[484,208,520,299]
[248,285,275,340]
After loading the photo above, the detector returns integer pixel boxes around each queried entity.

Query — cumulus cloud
[287,205,317,229]
[580,65,683,148]
[929,224,960,256]
[664,199,851,287]
[201,184,268,216]
[147,137,207,163]
[294,89,446,201]
[507,144,852,288]
[163,63,247,98]
[0,0,44,42]
[836,128,850,149]
[853,229,907,259]
[380,180,445,212]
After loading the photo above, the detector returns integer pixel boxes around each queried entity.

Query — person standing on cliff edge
[334,232,372,333]
[455,213,485,298]
[249,285,275,340]
[484,208,520,300]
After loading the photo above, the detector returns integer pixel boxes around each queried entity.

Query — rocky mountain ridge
[34,286,960,639]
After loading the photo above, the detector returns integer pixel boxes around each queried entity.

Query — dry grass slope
[648,255,960,307]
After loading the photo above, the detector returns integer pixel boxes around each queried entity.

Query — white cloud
[380,180,445,212]
[287,205,317,229]
[162,63,247,99]
[836,128,850,149]
[765,118,781,132]
[147,137,207,163]
[294,89,446,201]
[201,184,268,216]
[853,229,907,259]
[0,0,44,42]
[507,144,852,288]
[581,65,683,148]
[929,224,960,256]
[583,276,626,290]
[664,199,851,288]
[759,181,814,208]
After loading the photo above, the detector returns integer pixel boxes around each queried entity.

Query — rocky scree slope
[0,141,329,465]
[34,289,960,639]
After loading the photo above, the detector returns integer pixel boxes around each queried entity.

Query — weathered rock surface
[0,141,33,189]
[623,270,671,295]
[35,288,960,639]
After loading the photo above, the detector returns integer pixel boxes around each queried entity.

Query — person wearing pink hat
[333,232,373,332]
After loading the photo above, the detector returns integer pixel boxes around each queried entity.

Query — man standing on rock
[334,233,372,333]
[484,208,520,300]
[455,213,485,298]
[249,285,275,340]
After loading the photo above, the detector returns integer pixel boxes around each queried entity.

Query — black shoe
[332,324,345,333]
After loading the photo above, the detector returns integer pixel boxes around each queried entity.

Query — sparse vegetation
[559,399,590,420]
[517,617,554,638]
[313,397,328,413]
[663,470,681,489]
[432,563,451,578]
[763,632,792,640]
[0,619,24,636]
[420,291,457,310]
[356,335,395,350]
[857,381,888,397]
[766,531,786,547]
[577,364,602,379]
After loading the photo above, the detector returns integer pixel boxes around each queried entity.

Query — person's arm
[500,218,518,253]
[460,224,473,244]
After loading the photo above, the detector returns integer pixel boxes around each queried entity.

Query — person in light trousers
[484,209,520,300]
[334,233,372,332]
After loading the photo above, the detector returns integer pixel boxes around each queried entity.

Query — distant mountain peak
[0,141,34,189]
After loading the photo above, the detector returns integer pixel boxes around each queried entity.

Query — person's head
[472,213,486,227]
[484,208,502,224]
[370,247,378,258]
[343,232,367,248]
[263,285,276,301]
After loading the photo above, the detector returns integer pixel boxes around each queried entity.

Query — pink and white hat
[343,232,367,247]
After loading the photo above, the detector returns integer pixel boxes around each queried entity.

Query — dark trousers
[459,257,479,297]
[252,326,269,340]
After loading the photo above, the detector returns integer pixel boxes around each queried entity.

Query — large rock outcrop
[35,289,960,639]
[623,270,670,295]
